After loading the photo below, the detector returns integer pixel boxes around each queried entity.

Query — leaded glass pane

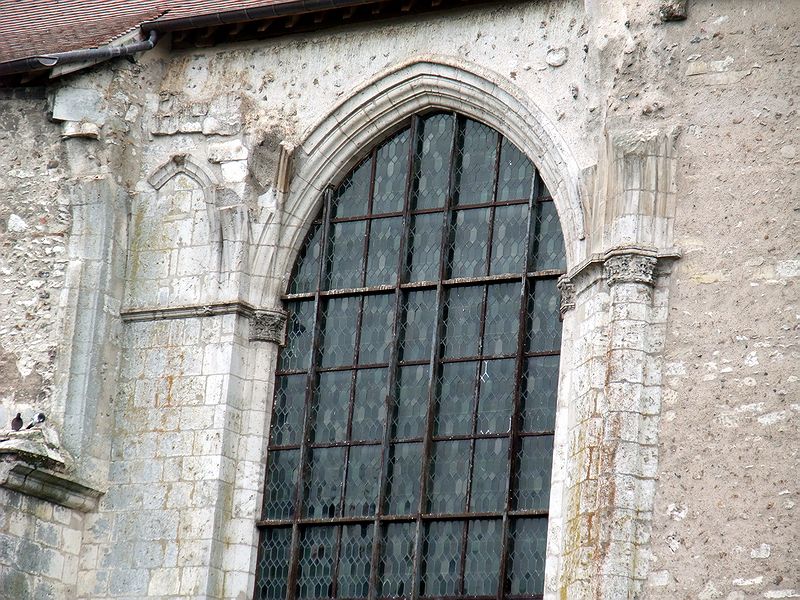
[344,445,381,516]
[312,371,351,443]
[453,119,498,205]
[297,526,336,599]
[497,138,533,202]
[407,212,442,283]
[522,355,559,432]
[392,365,429,439]
[378,522,415,597]
[399,289,436,362]
[476,359,514,434]
[412,113,454,210]
[514,435,554,511]
[359,293,395,364]
[263,449,299,520]
[434,361,477,436]
[289,222,323,294]
[256,527,292,600]
[385,442,421,515]
[508,518,548,595]
[304,447,345,518]
[280,301,315,371]
[326,220,366,290]
[448,207,490,279]
[332,159,370,219]
[351,368,388,441]
[443,286,482,359]
[527,278,562,353]
[463,520,502,596]
[420,521,462,597]
[365,217,402,286]
[470,438,509,512]
[427,440,470,514]
[373,129,410,214]
[338,524,374,598]
[483,282,520,356]
[320,296,358,368]
[270,375,306,445]
[532,200,566,271]
[490,203,527,275]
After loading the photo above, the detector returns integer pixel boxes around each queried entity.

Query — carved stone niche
[250,309,287,344]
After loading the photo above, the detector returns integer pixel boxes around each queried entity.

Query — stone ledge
[120,300,257,322]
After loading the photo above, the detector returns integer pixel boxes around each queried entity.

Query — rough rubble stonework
[0,0,797,598]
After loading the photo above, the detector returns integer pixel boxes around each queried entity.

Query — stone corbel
[604,252,658,287]
[557,275,576,316]
[250,309,287,344]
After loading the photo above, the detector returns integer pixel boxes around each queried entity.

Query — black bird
[11,413,23,431]
[26,413,46,429]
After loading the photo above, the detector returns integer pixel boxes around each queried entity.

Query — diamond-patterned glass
[263,449,299,520]
[320,296,358,368]
[350,368,388,441]
[270,374,306,445]
[399,290,436,362]
[443,286,482,359]
[434,361,477,436]
[532,200,566,271]
[448,208,490,279]
[497,138,534,202]
[373,129,411,214]
[359,293,395,365]
[412,113,454,209]
[289,222,323,294]
[514,435,554,511]
[427,440,470,514]
[453,119,498,205]
[325,220,366,290]
[527,279,562,353]
[522,355,559,432]
[476,359,515,434]
[338,523,374,598]
[332,159,370,219]
[483,282,520,356]
[420,520,462,597]
[344,445,381,516]
[304,447,345,518]
[508,518,548,595]
[407,212,442,283]
[470,438,509,512]
[312,370,351,443]
[255,527,292,600]
[297,526,336,599]
[490,203,528,275]
[378,522,415,597]
[365,217,402,286]
[385,442,421,515]
[280,301,315,371]
[392,365,429,440]
[463,520,502,596]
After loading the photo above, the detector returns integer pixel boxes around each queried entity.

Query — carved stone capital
[557,275,576,315]
[250,309,287,344]
[604,253,657,287]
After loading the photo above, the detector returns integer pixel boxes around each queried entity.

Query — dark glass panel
[434,361,477,436]
[508,518,548,595]
[453,119,498,205]
[490,203,528,275]
[378,522,415,597]
[412,113,454,210]
[289,222,323,294]
[344,445,381,517]
[338,523,374,598]
[373,129,410,214]
[263,449,300,520]
[304,447,345,518]
[476,359,514,434]
[280,300,315,371]
[469,438,509,512]
[521,355,559,432]
[463,520,502,596]
[297,526,336,599]
[442,286,483,359]
[483,282,520,356]
[351,368,388,441]
[385,442,422,515]
[359,293,395,364]
[427,440,470,514]
[326,220,367,290]
[407,212,442,283]
[399,290,436,362]
[256,527,293,600]
[332,158,371,219]
[513,435,554,511]
[270,374,306,445]
[496,138,533,202]
[526,279,562,353]
[365,217,402,286]
[392,365,429,440]
[532,200,566,271]
[420,520,462,597]
[320,296,358,368]
[448,207,490,279]
[312,371,351,443]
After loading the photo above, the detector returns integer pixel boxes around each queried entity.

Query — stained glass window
[256,112,566,600]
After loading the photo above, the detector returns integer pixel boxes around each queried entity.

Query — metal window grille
[256,111,566,600]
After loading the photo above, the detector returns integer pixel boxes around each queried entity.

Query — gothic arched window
[256,112,566,600]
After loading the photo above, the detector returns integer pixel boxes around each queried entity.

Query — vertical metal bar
[368,117,418,600]
[286,188,335,600]
[496,166,540,599]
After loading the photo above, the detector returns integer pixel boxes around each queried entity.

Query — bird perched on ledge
[26,413,46,429]
[11,413,23,431]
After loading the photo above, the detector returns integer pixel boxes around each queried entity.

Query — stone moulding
[119,300,257,322]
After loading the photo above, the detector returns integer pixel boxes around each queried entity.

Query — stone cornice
[120,301,257,322]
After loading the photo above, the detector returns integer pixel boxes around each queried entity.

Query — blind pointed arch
[257,112,566,600]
